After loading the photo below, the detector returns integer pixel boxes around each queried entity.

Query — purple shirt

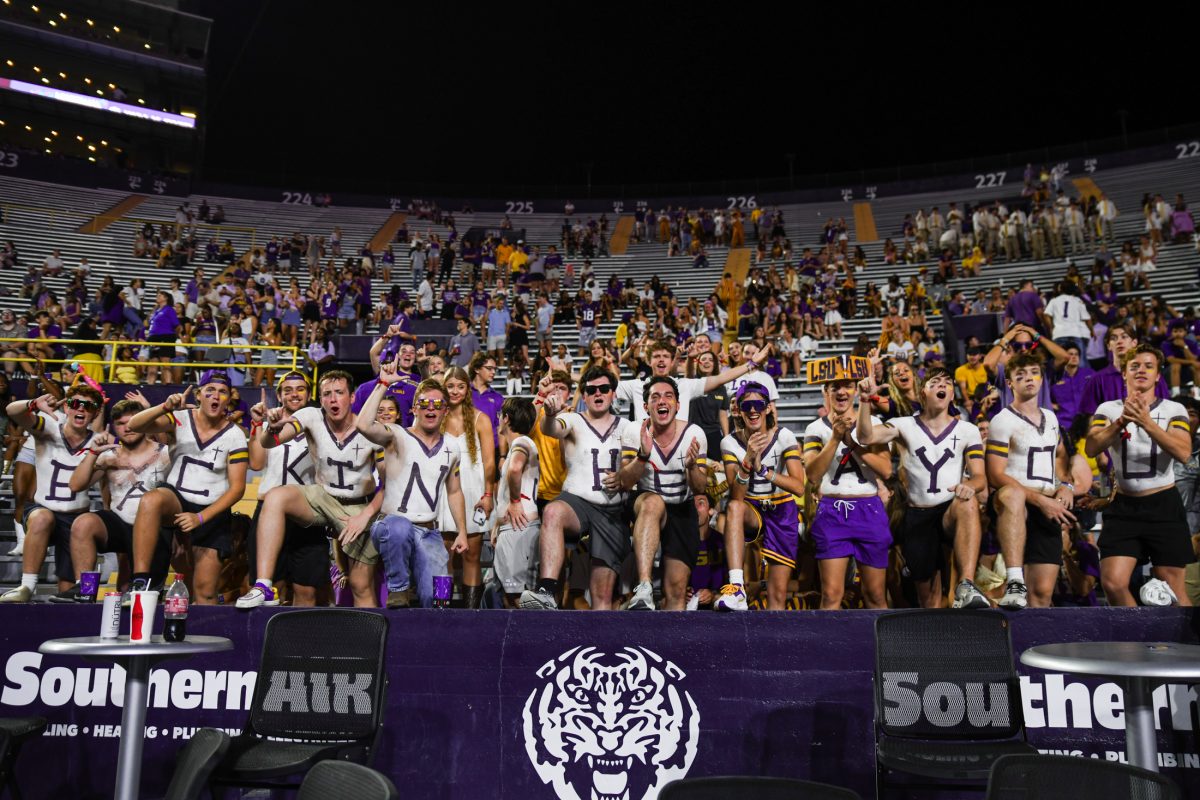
[1005,290,1044,329]
[351,371,422,427]
[1163,338,1200,362]
[472,385,503,450]
[1050,365,1094,429]
[1078,363,1170,417]
[147,305,180,337]
[578,302,599,328]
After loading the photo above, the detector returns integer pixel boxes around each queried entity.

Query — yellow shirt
[614,322,628,349]
[533,407,565,501]
[955,363,988,397]
[496,244,514,267]
[508,249,528,273]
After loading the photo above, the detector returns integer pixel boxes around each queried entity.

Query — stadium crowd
[1,182,1199,613]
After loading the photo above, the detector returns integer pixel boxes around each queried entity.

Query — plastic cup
[432,576,453,607]
[78,571,100,602]
[129,591,159,643]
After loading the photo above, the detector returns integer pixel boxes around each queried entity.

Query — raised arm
[855,376,899,445]
[539,394,570,440]
[702,345,767,392]
[5,394,56,432]
[129,387,193,435]
[67,432,119,492]
[355,382,398,447]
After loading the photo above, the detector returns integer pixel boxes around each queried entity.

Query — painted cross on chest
[950,434,960,449]
[1152,413,1164,428]
[208,445,223,458]
[352,442,364,460]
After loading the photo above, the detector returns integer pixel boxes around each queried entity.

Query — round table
[1021,641,1200,773]
[39,635,233,800]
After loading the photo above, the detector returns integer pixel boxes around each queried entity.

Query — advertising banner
[0,606,1196,799]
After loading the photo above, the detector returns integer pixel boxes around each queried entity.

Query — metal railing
[0,336,307,383]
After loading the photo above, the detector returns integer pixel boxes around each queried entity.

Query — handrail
[0,336,307,383]
[0,201,257,247]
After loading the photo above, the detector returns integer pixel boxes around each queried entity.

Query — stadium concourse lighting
[0,79,196,129]
[86,18,93,25]
[58,11,64,18]
[48,19,55,26]
[30,4,37,11]
[31,66,39,72]
[5,60,12,67]
[112,25,119,32]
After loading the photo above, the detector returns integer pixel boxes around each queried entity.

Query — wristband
[637,451,650,463]
[734,471,750,485]
[25,399,35,414]
[272,431,281,446]
[481,492,492,498]
[197,512,204,525]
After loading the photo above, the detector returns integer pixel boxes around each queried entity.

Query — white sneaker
[518,587,558,610]
[0,585,33,603]
[235,582,280,609]
[998,579,1028,610]
[628,581,655,611]
[685,593,700,611]
[714,584,748,612]
[1139,579,1179,607]
[953,579,991,609]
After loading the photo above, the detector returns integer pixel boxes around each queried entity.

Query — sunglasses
[415,398,447,411]
[583,383,614,396]
[739,399,768,414]
[65,398,99,411]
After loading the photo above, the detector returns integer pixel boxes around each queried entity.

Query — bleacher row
[1,156,1199,439]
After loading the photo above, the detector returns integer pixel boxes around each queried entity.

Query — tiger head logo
[522,646,700,800]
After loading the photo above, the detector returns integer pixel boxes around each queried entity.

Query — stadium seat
[0,716,46,800]
[162,728,229,800]
[297,760,399,800]
[660,775,862,799]
[986,753,1181,800]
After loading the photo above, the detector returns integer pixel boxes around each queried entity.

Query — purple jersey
[473,386,503,450]
[578,302,599,328]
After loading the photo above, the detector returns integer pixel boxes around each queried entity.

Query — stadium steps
[608,215,634,255]
[77,194,147,234]
[852,201,878,242]
[368,212,407,252]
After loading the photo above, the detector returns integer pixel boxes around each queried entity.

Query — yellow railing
[0,337,308,384]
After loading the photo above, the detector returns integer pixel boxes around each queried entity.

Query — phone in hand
[472,506,487,527]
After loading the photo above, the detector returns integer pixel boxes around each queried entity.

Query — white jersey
[256,434,314,496]
[164,409,248,503]
[1093,398,1190,494]
[986,406,1061,495]
[379,428,460,524]
[497,435,540,522]
[721,427,800,501]
[621,422,708,503]
[615,377,707,422]
[290,406,380,499]
[884,415,984,507]
[29,412,95,513]
[97,443,171,525]
[803,416,882,498]
[557,412,630,507]
[725,369,779,402]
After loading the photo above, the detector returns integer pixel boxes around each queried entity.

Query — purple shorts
[811,495,892,569]
[747,496,800,568]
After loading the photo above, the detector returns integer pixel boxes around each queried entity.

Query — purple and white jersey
[557,412,629,507]
[97,443,171,525]
[621,422,707,503]
[289,406,380,500]
[986,406,1061,495]
[579,302,599,328]
[884,416,983,507]
[29,412,94,513]
[256,433,313,497]
[721,427,800,501]
[379,427,460,525]
[803,416,881,498]
[164,409,248,502]
[1093,398,1190,494]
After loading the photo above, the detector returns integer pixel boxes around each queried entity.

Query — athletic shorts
[630,492,701,569]
[93,509,135,555]
[249,498,331,587]
[1100,489,1193,568]
[161,486,233,558]
[15,439,34,466]
[578,327,597,348]
[494,520,541,594]
[745,496,800,569]
[986,490,1062,566]
[900,501,953,582]
[810,495,891,569]
[22,503,79,581]
[555,491,629,573]
[147,333,175,359]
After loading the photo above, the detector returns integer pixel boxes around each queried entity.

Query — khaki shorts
[301,483,369,540]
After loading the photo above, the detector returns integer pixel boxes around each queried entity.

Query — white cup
[129,591,159,643]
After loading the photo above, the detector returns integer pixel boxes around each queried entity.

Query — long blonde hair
[440,366,479,465]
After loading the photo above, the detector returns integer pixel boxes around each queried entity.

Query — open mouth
[72,412,87,426]
[935,390,947,400]
[654,404,671,420]
[587,755,633,800]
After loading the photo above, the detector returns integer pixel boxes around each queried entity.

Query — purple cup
[433,575,453,606]
[78,571,100,602]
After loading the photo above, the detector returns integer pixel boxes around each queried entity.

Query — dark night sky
[190,4,1196,196]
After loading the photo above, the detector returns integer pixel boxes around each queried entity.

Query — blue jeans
[370,515,448,608]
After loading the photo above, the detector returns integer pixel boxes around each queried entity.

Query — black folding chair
[209,609,389,794]
[164,729,229,800]
[987,753,1181,800]
[0,716,46,800]
[660,776,862,799]
[297,760,398,800]
[873,609,1036,798]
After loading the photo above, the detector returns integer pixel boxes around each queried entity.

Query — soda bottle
[163,574,189,643]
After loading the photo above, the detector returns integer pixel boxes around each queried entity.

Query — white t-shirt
[1044,295,1091,340]
[802,416,882,498]
[29,413,95,513]
[289,406,380,499]
[985,406,1061,495]
[620,422,707,503]
[884,416,983,507]
[164,409,248,504]
[556,412,629,507]
[1093,399,1190,494]
[496,435,540,522]
[379,427,461,525]
[721,428,801,501]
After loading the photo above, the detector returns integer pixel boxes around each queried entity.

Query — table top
[39,635,234,659]
[1021,642,1200,679]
